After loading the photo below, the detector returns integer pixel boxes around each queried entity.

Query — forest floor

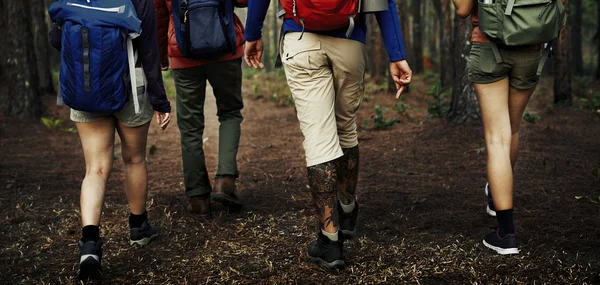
[1,72,599,284]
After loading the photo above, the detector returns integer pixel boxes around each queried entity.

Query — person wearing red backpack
[154,0,248,220]
[245,0,412,270]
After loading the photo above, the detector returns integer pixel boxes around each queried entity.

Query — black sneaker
[482,229,519,255]
[485,183,497,217]
[78,239,104,280]
[339,201,359,239]
[130,220,158,246]
[306,231,345,270]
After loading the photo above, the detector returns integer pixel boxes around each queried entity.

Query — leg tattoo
[307,161,338,230]
[336,146,359,205]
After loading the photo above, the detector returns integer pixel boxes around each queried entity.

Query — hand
[155,112,171,131]
[389,60,412,99]
[161,59,169,71]
[244,39,264,69]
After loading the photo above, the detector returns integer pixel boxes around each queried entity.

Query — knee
[86,163,112,178]
[485,134,511,151]
[121,151,146,165]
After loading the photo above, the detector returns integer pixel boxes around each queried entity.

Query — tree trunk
[31,0,55,94]
[439,0,453,87]
[597,0,600,79]
[428,1,439,71]
[411,0,423,74]
[369,15,386,81]
[262,7,272,72]
[570,0,583,76]
[554,0,571,104]
[449,15,480,124]
[0,0,45,118]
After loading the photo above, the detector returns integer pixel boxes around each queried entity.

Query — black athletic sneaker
[130,220,158,246]
[306,231,345,270]
[339,201,359,239]
[485,183,497,217]
[482,229,519,255]
[78,239,104,280]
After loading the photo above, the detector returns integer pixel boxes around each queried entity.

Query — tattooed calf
[336,146,359,204]
[307,161,338,229]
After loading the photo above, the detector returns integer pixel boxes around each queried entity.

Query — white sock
[321,229,339,241]
[340,199,356,214]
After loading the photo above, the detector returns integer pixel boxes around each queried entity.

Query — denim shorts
[468,42,543,90]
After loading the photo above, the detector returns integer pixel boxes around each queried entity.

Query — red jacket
[154,0,246,69]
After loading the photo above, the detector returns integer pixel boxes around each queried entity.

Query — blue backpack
[171,0,237,60]
[48,0,142,113]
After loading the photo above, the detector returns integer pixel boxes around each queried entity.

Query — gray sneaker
[130,220,158,246]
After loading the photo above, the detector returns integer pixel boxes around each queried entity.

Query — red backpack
[281,0,360,37]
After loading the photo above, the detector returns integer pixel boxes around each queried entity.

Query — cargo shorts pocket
[469,43,498,74]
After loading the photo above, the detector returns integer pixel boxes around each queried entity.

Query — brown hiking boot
[211,177,242,207]
[188,196,212,221]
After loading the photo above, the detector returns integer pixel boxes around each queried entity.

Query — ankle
[496,209,515,237]
[81,225,100,242]
[128,211,148,228]
[339,199,356,213]
[321,228,339,241]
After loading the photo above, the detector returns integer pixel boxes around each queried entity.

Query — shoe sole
[211,194,242,207]
[486,205,497,217]
[78,257,104,280]
[485,184,497,217]
[130,233,158,246]
[341,229,357,239]
[189,212,213,222]
[306,254,346,270]
[482,239,519,255]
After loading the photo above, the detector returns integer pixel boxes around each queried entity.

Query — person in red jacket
[155,0,247,220]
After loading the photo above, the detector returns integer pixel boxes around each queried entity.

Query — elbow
[456,9,471,18]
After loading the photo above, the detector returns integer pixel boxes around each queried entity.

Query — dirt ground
[1,74,599,284]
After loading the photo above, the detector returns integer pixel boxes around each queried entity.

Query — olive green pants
[172,58,243,197]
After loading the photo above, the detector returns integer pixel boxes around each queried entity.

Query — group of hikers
[46,0,567,279]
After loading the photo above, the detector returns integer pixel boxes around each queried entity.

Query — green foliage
[149,145,158,155]
[420,71,440,83]
[574,195,600,204]
[365,80,388,94]
[41,117,77,134]
[424,81,451,121]
[393,99,411,122]
[579,91,600,115]
[522,110,541,124]
[364,105,396,130]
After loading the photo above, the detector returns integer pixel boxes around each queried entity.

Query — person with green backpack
[453,0,566,255]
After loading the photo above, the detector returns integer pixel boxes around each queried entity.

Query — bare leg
[508,86,536,170]
[116,121,151,215]
[474,79,513,211]
[77,118,116,226]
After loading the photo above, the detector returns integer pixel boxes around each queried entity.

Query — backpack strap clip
[536,41,553,76]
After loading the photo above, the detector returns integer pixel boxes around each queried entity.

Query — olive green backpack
[478,0,567,75]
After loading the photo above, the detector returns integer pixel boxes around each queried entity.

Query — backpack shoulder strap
[126,38,140,114]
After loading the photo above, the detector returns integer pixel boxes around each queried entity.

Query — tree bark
[569,0,583,76]
[597,0,600,79]
[31,0,55,94]
[449,16,480,124]
[0,0,45,118]
[411,0,423,74]
[554,0,571,104]
[440,0,454,87]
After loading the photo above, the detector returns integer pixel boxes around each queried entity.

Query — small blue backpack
[49,0,143,113]
[171,0,237,60]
